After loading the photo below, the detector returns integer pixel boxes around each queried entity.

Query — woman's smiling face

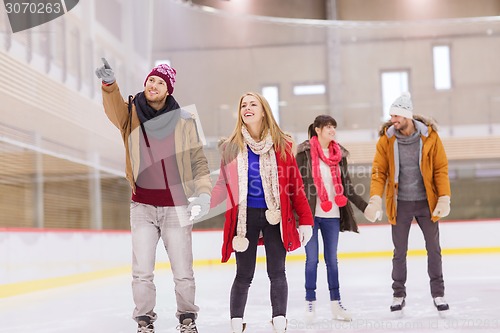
[240,95,264,127]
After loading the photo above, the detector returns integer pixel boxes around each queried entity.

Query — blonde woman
[211,92,313,333]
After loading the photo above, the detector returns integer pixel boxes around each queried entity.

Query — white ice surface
[1,254,499,333]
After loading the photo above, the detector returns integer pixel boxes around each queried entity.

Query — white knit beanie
[389,92,413,119]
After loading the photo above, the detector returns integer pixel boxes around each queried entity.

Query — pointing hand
[95,57,116,84]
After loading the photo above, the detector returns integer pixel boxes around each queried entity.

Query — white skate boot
[230,318,246,333]
[305,300,315,322]
[331,300,352,321]
[272,315,287,333]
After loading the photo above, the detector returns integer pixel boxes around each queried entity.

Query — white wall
[1,220,499,287]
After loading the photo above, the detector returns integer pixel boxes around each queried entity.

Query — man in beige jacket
[96,59,211,333]
[364,92,451,316]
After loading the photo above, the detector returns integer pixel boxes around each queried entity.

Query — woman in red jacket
[211,92,314,333]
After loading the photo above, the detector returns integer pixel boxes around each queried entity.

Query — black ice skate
[433,297,450,311]
[390,297,406,312]
[177,313,198,333]
[137,316,155,333]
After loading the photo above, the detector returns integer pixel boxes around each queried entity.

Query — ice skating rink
[1,251,499,333]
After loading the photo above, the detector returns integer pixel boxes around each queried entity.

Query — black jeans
[391,200,445,298]
[230,207,287,319]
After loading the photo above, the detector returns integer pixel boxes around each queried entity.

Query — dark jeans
[230,207,287,319]
[392,200,445,298]
[305,217,341,301]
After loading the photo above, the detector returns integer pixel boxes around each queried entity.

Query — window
[84,39,94,97]
[2,13,11,51]
[262,86,280,125]
[51,19,67,81]
[69,28,81,90]
[293,84,326,95]
[381,71,409,120]
[433,45,451,90]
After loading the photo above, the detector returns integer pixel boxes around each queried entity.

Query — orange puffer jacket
[370,115,451,225]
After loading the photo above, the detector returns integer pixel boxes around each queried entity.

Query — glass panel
[42,155,91,229]
[262,86,280,125]
[100,176,131,230]
[381,71,409,120]
[293,84,326,95]
[0,142,35,228]
[433,45,452,90]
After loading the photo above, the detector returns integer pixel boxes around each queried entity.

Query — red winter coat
[211,144,314,263]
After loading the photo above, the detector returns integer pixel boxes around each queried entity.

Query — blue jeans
[305,217,341,301]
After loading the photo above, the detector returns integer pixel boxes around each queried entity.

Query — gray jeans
[391,200,445,298]
[130,202,199,322]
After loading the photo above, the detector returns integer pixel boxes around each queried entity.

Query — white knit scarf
[232,126,281,252]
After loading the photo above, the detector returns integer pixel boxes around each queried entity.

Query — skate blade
[333,315,352,322]
[438,309,449,319]
[391,309,404,319]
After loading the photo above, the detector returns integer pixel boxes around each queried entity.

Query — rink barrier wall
[1,220,499,298]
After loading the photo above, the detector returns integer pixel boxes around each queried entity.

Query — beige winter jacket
[101,82,212,197]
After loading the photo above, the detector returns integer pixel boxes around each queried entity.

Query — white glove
[187,193,211,221]
[298,225,313,247]
[432,195,450,218]
[364,195,383,222]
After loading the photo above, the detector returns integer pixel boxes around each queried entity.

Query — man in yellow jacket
[364,92,451,315]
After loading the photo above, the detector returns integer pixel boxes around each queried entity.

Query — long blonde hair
[223,92,293,161]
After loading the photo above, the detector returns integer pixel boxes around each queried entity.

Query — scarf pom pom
[335,194,348,207]
[320,201,333,212]
[265,209,281,225]
[232,235,249,252]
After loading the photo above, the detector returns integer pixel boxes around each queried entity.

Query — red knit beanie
[144,63,177,94]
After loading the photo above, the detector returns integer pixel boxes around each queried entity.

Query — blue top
[247,147,267,208]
